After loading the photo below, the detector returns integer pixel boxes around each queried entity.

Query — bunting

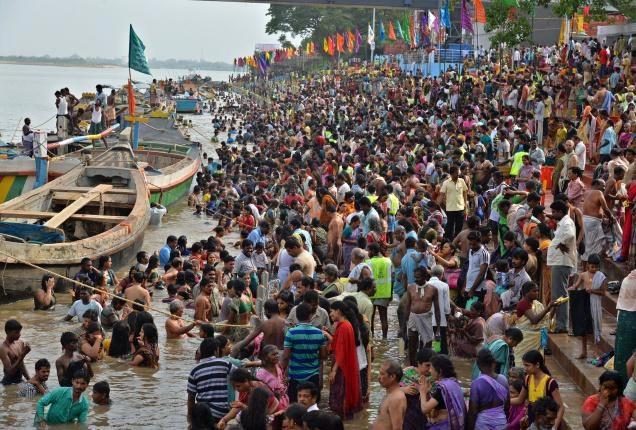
[387,21,397,41]
[461,0,474,33]
[336,33,345,53]
[354,28,362,53]
[475,0,487,23]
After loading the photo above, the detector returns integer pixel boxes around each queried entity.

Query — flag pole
[371,8,376,65]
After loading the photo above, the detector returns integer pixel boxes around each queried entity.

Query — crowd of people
[3,36,636,429]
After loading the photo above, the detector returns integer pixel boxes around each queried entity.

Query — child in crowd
[17,359,50,397]
[92,381,111,405]
[570,254,607,358]
[495,259,512,297]
[507,379,527,430]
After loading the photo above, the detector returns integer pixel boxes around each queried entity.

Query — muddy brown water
[0,111,475,429]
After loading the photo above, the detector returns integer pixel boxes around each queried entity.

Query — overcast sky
[0,0,284,62]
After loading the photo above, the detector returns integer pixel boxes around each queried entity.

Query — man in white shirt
[297,381,320,411]
[466,231,490,301]
[547,200,577,332]
[63,288,103,323]
[574,136,587,171]
[428,265,451,354]
[335,174,351,203]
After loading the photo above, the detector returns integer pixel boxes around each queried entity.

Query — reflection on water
[0,110,473,428]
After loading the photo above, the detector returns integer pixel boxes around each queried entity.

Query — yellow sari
[512,300,550,365]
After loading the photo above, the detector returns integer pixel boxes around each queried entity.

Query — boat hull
[175,99,199,113]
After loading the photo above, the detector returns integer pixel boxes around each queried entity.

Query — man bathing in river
[581,178,615,265]
[55,332,93,387]
[165,300,198,339]
[0,319,31,385]
[374,359,407,430]
[404,267,440,366]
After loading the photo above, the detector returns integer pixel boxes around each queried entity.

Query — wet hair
[505,327,524,343]
[5,319,22,333]
[35,358,51,370]
[241,387,270,430]
[430,354,457,379]
[109,321,131,358]
[85,321,100,334]
[522,349,551,375]
[97,255,111,270]
[41,274,55,290]
[417,347,436,364]
[533,396,558,418]
[199,338,217,359]
[82,309,99,322]
[93,380,110,397]
[199,324,215,338]
[60,331,78,346]
[284,403,307,426]
[141,323,158,345]
[599,370,624,394]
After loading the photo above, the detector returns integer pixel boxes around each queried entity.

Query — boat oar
[0,247,249,329]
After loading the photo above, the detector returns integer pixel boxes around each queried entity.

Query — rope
[31,114,57,129]
[141,122,166,132]
[9,117,23,144]
[0,247,249,328]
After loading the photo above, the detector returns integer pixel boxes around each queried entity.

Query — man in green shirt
[35,369,90,426]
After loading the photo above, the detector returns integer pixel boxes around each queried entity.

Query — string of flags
[233,6,490,74]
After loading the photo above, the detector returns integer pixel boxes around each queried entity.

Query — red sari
[581,394,635,430]
[329,320,362,419]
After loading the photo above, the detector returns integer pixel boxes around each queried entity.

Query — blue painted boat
[175,98,200,113]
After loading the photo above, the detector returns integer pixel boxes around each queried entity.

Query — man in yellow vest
[366,242,393,339]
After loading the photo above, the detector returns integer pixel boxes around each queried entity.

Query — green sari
[471,338,510,381]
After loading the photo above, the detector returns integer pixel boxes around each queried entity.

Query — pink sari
[256,364,289,410]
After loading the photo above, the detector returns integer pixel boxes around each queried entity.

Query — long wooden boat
[0,118,201,206]
[0,144,150,296]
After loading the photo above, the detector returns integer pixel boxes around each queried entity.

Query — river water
[0,65,474,428]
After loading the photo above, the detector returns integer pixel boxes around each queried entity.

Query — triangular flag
[379,20,386,41]
[128,25,151,75]
[395,20,404,40]
[461,0,474,33]
[475,0,487,23]
[367,24,375,45]
[336,33,345,53]
[327,36,335,56]
[428,11,437,31]
[388,21,397,41]
[323,38,328,53]
[441,0,451,28]
[347,30,355,53]
[402,17,411,44]
[354,28,362,53]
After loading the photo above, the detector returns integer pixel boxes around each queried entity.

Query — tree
[485,0,534,47]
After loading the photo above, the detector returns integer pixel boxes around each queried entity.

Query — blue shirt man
[600,124,617,156]
[159,235,177,267]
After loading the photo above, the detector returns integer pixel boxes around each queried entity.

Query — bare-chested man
[327,205,344,262]
[55,332,93,387]
[582,178,615,264]
[373,359,407,430]
[123,271,151,318]
[165,300,198,339]
[231,299,287,355]
[0,319,30,385]
[194,279,213,323]
[404,267,440,366]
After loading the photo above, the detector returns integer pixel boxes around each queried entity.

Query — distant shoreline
[0,60,125,69]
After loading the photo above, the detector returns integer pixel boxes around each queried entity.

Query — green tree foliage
[485,0,533,46]
[265,5,404,48]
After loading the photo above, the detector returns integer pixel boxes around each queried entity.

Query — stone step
[544,355,589,430]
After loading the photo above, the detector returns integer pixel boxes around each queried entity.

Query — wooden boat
[0,144,150,296]
[175,97,201,113]
[0,118,201,206]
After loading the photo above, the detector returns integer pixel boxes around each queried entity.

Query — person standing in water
[35,369,90,426]
[0,319,31,385]
[374,359,407,430]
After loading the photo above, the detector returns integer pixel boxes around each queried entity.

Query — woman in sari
[619,182,636,266]
[451,301,486,359]
[256,345,289,416]
[512,350,565,429]
[328,301,362,420]
[341,215,362,275]
[418,354,467,430]
[581,370,636,430]
[471,327,524,381]
[512,281,555,365]
[129,323,159,369]
[467,349,509,430]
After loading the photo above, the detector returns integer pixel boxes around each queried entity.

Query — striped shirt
[187,357,235,418]
[284,323,326,381]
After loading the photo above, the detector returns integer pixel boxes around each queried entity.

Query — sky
[0,0,285,63]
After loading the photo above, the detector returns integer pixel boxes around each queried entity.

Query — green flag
[129,25,151,75]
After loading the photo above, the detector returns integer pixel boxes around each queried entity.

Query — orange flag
[347,30,355,53]
[327,36,335,56]
[387,21,397,41]
[336,33,345,53]
[127,79,135,117]
[475,0,487,23]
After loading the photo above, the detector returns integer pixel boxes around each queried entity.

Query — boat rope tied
[9,117,23,145]
[141,122,166,133]
[0,247,250,328]
[31,114,57,129]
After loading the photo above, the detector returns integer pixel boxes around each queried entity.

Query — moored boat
[175,97,201,113]
[0,144,150,296]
